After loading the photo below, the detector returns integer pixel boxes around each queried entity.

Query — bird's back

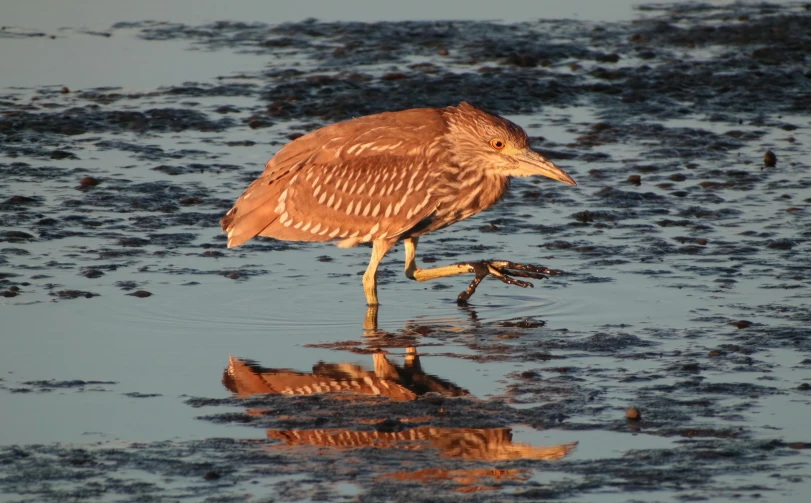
[221,103,512,249]
[221,107,453,247]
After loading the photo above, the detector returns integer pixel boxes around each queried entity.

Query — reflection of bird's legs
[364,239,396,306]
[404,346,419,369]
[403,237,561,303]
[363,305,379,333]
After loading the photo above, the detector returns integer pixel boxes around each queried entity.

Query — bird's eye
[490,139,506,150]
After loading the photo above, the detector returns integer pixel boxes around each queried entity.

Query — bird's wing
[256,153,444,247]
[221,108,448,248]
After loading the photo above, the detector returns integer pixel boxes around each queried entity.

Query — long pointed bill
[515,150,577,186]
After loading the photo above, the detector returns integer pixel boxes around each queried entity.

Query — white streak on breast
[327,194,335,207]
[289,173,299,185]
[385,203,393,218]
[362,201,371,216]
[313,185,321,197]
[349,182,358,194]
[275,201,285,214]
[310,223,321,234]
[394,180,404,193]
[356,182,366,195]
[460,175,482,189]
[371,202,381,217]
[301,221,312,231]
[354,200,363,215]
[279,189,288,202]
[294,221,303,229]
[346,201,354,215]
[346,144,360,155]
[368,183,376,196]
[280,212,289,223]
[328,228,341,238]
[318,192,327,205]
[284,219,292,227]
[334,197,342,211]
[318,226,330,236]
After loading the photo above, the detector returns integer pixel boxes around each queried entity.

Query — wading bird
[221,102,576,305]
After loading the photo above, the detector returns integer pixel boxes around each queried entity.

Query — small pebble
[203,471,220,480]
[129,290,152,298]
[627,175,641,185]
[79,177,100,187]
[763,150,777,168]
[625,407,641,420]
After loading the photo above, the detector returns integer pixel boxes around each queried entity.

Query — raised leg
[363,238,396,306]
[402,237,561,303]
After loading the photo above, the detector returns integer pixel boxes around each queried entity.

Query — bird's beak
[515,149,577,186]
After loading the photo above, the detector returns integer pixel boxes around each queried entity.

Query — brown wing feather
[256,154,443,248]
[221,108,448,248]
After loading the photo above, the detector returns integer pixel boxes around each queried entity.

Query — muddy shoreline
[2,2,810,501]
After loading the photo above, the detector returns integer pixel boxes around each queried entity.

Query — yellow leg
[363,239,395,306]
[405,237,480,282]
[402,237,559,303]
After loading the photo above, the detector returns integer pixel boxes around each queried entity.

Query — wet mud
[2,2,811,501]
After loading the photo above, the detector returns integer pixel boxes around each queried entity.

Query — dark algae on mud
[2,2,811,501]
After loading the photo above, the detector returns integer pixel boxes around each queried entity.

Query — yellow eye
[490,138,506,150]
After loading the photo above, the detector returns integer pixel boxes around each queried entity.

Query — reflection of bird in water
[223,349,467,402]
[221,102,576,305]
[267,426,577,462]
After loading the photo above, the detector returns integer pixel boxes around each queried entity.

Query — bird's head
[444,102,576,186]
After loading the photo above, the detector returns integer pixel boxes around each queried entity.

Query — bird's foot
[457,260,562,304]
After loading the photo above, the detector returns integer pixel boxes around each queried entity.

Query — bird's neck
[435,169,510,223]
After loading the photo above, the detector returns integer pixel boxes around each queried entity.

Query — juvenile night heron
[221,102,576,305]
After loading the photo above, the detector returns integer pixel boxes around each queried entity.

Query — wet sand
[2,2,810,501]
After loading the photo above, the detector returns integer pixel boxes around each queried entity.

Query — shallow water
[2,1,811,501]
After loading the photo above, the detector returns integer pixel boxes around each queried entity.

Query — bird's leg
[363,305,379,333]
[363,239,395,306]
[403,237,561,303]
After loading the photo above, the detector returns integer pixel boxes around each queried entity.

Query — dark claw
[456,260,562,303]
